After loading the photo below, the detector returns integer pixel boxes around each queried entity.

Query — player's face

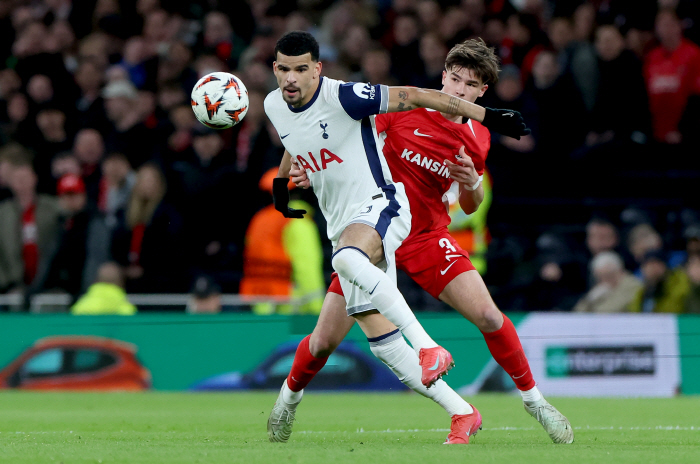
[441,67,487,103]
[273,52,322,107]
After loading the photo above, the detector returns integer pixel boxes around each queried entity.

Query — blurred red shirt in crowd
[644,9,700,144]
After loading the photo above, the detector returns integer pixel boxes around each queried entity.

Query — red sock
[481,314,536,391]
[286,335,329,392]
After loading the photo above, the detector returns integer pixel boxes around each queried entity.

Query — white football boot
[267,383,302,443]
[524,397,574,444]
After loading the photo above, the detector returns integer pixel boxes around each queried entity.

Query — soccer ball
[191,72,249,129]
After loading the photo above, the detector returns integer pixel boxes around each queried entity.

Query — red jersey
[644,39,700,142]
[375,108,491,241]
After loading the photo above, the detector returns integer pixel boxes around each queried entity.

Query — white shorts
[333,182,411,316]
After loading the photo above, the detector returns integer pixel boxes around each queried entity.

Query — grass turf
[0,392,698,464]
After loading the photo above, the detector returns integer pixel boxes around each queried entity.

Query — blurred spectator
[501,12,546,73]
[0,143,31,202]
[26,74,55,107]
[1,91,33,145]
[585,216,622,256]
[351,44,399,86]
[519,232,587,311]
[72,128,105,204]
[629,249,689,313]
[415,33,447,89]
[37,173,95,297]
[118,36,158,91]
[554,12,598,113]
[572,2,596,42]
[389,13,423,83]
[99,152,135,224]
[71,262,137,315]
[156,41,197,91]
[78,152,136,293]
[33,105,73,192]
[50,151,81,188]
[0,161,62,294]
[626,223,664,276]
[684,253,700,313]
[232,90,281,213]
[186,275,222,314]
[240,169,324,315]
[199,10,251,70]
[338,24,371,74]
[525,49,586,160]
[573,251,642,313]
[102,80,160,169]
[169,125,241,289]
[482,64,538,196]
[644,8,700,146]
[586,24,650,150]
[73,58,110,133]
[110,163,185,293]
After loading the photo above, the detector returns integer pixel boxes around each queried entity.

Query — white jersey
[265,77,402,241]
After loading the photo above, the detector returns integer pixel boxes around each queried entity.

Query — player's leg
[439,270,574,444]
[353,310,482,444]
[332,223,453,386]
[268,290,355,443]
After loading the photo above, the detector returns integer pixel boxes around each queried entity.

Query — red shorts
[327,229,475,300]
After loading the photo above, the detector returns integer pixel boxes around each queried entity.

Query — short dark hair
[445,38,501,85]
[275,31,320,61]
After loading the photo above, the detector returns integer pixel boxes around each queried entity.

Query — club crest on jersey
[320,122,329,139]
[401,149,451,178]
[295,149,343,173]
[352,83,375,100]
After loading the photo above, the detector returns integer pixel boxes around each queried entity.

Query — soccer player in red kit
[268,38,573,445]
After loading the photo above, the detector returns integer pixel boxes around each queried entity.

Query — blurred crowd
[0,0,699,314]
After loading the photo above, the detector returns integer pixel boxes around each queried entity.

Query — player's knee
[477,305,504,333]
[309,332,340,358]
[331,247,366,278]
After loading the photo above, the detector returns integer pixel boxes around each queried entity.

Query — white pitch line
[2,426,698,435]
[296,425,700,434]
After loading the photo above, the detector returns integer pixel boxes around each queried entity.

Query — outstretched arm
[386,87,530,139]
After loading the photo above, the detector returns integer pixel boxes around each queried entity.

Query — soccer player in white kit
[264,31,529,440]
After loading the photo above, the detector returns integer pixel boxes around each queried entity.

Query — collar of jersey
[288,76,324,113]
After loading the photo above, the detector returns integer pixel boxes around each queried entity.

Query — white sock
[281,379,303,404]
[332,247,438,350]
[369,330,472,416]
[520,385,542,403]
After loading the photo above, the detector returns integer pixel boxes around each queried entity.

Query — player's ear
[314,61,322,79]
[479,84,488,98]
[441,69,447,86]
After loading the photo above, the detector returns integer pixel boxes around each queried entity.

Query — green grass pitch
[1,392,698,464]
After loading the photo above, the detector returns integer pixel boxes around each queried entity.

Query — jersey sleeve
[337,82,389,120]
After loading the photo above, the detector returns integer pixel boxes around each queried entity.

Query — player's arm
[273,150,306,218]
[386,87,530,140]
[444,147,483,215]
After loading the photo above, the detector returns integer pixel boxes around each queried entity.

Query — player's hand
[272,177,307,218]
[290,158,311,189]
[444,147,479,189]
[482,107,531,140]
